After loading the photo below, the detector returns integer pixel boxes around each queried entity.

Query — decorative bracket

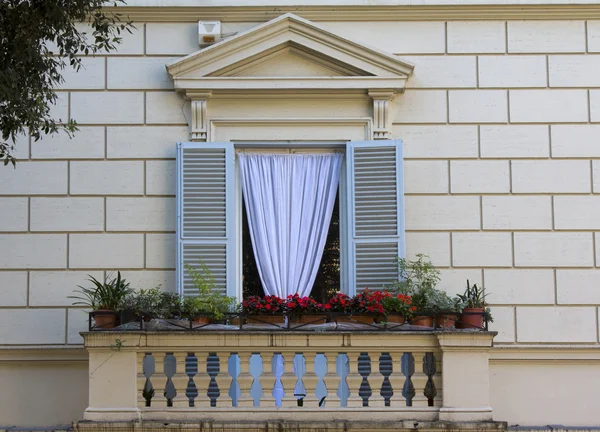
[368,89,396,140]
[187,91,211,141]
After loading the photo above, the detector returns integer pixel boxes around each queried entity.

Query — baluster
[357,352,372,407]
[293,354,307,407]
[151,353,167,408]
[215,352,233,407]
[172,353,188,407]
[228,353,241,407]
[194,352,210,408]
[336,354,350,408]
[206,352,220,407]
[324,353,341,408]
[164,353,177,407]
[280,353,297,407]
[345,352,363,408]
[314,354,328,408]
[379,352,394,407]
[140,353,155,407]
[401,352,415,407]
[423,352,437,407]
[302,351,319,407]
[185,352,199,407]
[388,351,404,406]
[272,353,285,407]
[369,352,385,408]
[249,353,264,407]
[237,352,254,407]
[260,353,277,406]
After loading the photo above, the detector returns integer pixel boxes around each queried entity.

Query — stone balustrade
[80,330,499,430]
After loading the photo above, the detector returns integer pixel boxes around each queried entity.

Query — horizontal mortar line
[394,122,596,125]
[25,157,177,161]
[0,230,179,234]
[57,88,175,92]
[491,303,600,307]
[0,268,176,271]
[499,341,600,346]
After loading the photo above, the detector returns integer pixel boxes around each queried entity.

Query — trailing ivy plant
[0,0,133,166]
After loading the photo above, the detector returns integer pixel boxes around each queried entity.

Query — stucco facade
[2,0,600,428]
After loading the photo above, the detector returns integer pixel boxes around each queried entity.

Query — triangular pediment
[167,13,414,93]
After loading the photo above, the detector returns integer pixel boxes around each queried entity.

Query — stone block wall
[1,18,600,351]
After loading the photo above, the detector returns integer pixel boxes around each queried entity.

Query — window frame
[233,141,348,301]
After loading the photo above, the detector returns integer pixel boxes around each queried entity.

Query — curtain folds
[239,153,343,298]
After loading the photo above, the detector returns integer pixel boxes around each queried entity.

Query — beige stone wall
[2,9,600,427]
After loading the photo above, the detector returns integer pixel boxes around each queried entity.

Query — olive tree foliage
[0,0,133,166]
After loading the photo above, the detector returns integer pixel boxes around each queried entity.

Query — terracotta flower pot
[247,315,285,326]
[229,317,245,326]
[290,315,327,325]
[385,314,406,324]
[459,308,484,329]
[336,314,373,325]
[410,315,434,327]
[93,310,118,329]
[436,314,459,329]
[192,316,211,325]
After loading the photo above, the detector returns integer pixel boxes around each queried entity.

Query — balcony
[76,327,505,432]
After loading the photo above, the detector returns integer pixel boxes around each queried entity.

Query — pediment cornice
[166,13,414,94]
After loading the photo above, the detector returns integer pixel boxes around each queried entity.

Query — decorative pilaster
[368,89,396,140]
[187,91,211,141]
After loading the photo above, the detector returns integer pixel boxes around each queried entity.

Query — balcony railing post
[83,333,141,421]
[436,332,496,422]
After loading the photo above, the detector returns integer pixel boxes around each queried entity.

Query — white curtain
[239,153,343,298]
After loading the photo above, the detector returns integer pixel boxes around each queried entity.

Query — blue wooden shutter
[176,142,235,297]
[345,140,405,294]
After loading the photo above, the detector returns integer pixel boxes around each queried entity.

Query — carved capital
[368,89,396,140]
[186,91,212,141]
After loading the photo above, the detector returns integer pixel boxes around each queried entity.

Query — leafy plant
[458,280,493,323]
[428,290,462,314]
[120,287,163,318]
[184,261,236,320]
[457,280,488,308]
[158,292,183,319]
[385,254,441,311]
[69,272,132,311]
[382,294,416,317]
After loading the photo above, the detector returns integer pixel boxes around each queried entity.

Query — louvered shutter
[176,142,235,298]
[346,140,405,294]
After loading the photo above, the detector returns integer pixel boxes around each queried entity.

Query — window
[176,140,404,300]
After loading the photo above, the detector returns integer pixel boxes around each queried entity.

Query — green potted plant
[457,280,492,329]
[428,290,461,329]
[69,272,132,329]
[386,254,440,327]
[382,293,415,324]
[157,291,183,319]
[185,262,236,324]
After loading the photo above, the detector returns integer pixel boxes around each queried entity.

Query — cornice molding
[167,13,412,95]
[111,4,600,22]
